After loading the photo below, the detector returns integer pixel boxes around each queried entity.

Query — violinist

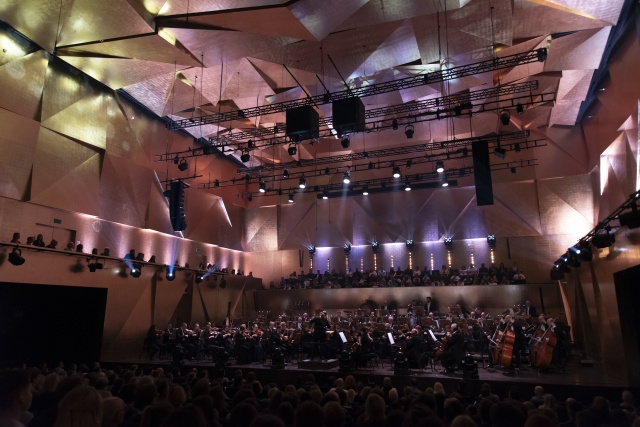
[146,325,161,360]
[438,323,464,373]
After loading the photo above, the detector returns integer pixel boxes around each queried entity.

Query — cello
[529,318,557,369]
[489,317,515,369]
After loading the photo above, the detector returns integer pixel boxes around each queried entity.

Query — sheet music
[339,331,347,343]
[387,332,395,345]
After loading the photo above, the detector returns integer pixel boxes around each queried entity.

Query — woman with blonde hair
[54,385,102,427]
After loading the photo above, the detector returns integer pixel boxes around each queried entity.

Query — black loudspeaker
[332,97,365,136]
[169,180,187,231]
[472,140,494,206]
[286,105,319,141]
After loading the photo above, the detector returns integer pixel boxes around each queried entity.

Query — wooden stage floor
[104,356,633,403]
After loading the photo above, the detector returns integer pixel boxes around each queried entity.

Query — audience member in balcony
[10,232,21,244]
[25,236,34,245]
[124,249,136,260]
[75,243,84,253]
[512,270,526,284]
[32,234,46,247]
[45,239,58,249]
[101,247,111,257]
[0,369,33,427]
[64,242,75,251]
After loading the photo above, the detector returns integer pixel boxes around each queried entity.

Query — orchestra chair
[361,352,380,371]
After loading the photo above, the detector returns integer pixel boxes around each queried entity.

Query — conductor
[309,311,330,360]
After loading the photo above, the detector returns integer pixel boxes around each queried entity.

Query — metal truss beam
[169,49,547,130]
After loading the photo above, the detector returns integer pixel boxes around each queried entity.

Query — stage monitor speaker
[169,180,187,231]
[332,97,365,135]
[286,105,319,141]
[472,140,494,206]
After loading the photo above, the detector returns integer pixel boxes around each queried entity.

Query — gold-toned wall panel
[537,174,595,237]
[99,153,153,227]
[31,128,101,215]
[0,51,48,120]
[0,109,40,200]
[245,205,279,252]
[41,93,107,150]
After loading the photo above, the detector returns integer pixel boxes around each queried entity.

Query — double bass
[529,319,557,369]
[489,319,515,369]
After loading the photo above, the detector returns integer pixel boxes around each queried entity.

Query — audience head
[54,385,103,427]
[0,369,32,420]
[102,397,126,427]
[295,401,323,427]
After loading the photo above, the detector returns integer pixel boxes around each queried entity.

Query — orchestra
[147,299,568,376]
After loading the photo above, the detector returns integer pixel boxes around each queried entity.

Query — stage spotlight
[88,260,103,272]
[298,176,306,189]
[404,180,411,191]
[308,245,316,257]
[341,137,350,148]
[362,185,369,195]
[536,47,547,62]
[287,144,297,156]
[322,188,329,199]
[343,171,351,184]
[343,243,351,255]
[441,180,449,187]
[444,237,453,249]
[283,169,289,178]
[259,181,266,193]
[487,234,496,247]
[406,159,412,169]
[324,167,330,176]
[130,264,142,278]
[392,165,401,178]
[494,146,506,159]
[511,167,517,174]
[166,267,176,281]
[550,266,564,280]
[499,110,511,125]
[392,119,399,130]
[195,273,205,284]
[404,124,414,139]
[592,232,615,248]
[406,239,414,251]
[619,206,640,229]
[565,251,581,268]
[8,248,25,266]
[372,241,379,253]
[288,193,294,203]
[368,161,375,170]
[577,242,593,262]
[462,147,469,157]
[240,150,251,163]
[173,155,179,164]
[516,103,524,114]
[178,158,188,171]
[214,179,220,188]
[247,139,254,149]
[435,160,445,173]
[514,143,521,152]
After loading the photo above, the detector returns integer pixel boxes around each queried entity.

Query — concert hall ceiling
[0,0,627,205]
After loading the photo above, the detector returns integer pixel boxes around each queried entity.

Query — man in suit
[424,296,438,314]
[524,300,537,317]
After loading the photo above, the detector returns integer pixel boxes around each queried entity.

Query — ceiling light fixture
[288,193,294,202]
[494,146,506,159]
[404,180,411,191]
[178,158,188,171]
[259,181,266,193]
[516,103,524,114]
[283,169,289,178]
[343,171,351,184]
[341,137,350,148]
[240,151,250,163]
[322,188,329,199]
[298,176,306,189]
[435,160,445,173]
[362,185,369,195]
[392,165,401,178]
[499,110,511,126]
[287,144,297,156]
[392,119,399,130]
[404,124,414,139]
[8,247,25,266]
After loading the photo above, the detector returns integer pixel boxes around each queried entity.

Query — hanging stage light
[177,158,189,171]
[259,181,266,193]
[499,110,511,125]
[372,241,379,253]
[392,119,399,130]
[435,160,445,173]
[392,165,401,178]
[487,235,496,247]
[444,237,453,249]
[322,188,329,199]
[287,144,297,156]
[240,151,251,163]
[404,124,414,139]
[130,264,142,278]
[341,137,350,148]
[343,243,351,254]
[283,169,289,178]
[298,176,306,189]
[288,193,294,202]
[195,273,205,284]
[343,171,351,184]
[404,179,411,191]
[362,185,369,195]
[166,267,176,281]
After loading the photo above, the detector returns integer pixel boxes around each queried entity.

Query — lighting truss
[169,49,547,130]
[199,81,539,145]
[236,159,538,198]
[199,137,543,190]
[240,131,531,173]
[156,90,555,164]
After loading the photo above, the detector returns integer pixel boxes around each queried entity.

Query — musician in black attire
[309,311,330,359]
[509,316,527,372]
[424,297,438,314]
[404,329,425,368]
[146,325,160,360]
[439,323,465,373]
